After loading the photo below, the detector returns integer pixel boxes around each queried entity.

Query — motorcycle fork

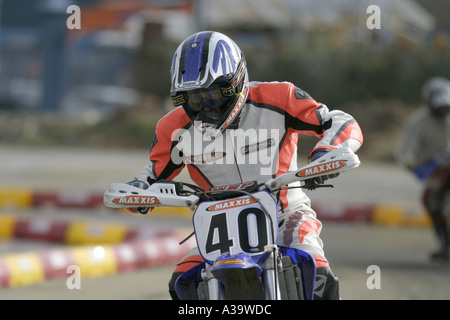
[260,246,282,300]
[201,265,223,300]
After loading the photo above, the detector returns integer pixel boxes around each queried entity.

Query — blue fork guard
[174,246,316,300]
[278,245,316,300]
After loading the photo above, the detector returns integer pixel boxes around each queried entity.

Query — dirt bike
[104,147,360,300]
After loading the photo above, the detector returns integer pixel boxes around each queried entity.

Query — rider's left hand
[304,149,340,190]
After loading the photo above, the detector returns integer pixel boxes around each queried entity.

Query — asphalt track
[1,146,449,300]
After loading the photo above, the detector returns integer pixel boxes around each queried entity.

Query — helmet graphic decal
[212,40,236,76]
[182,31,209,83]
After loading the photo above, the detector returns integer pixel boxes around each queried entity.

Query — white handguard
[104,182,200,211]
[265,147,360,191]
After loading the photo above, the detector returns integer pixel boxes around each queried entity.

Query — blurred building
[0,0,445,118]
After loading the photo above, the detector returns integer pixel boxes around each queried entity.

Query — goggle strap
[171,94,186,106]
[221,86,235,97]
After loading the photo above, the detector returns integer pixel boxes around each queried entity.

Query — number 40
[205,208,269,255]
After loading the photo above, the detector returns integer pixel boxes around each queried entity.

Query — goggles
[172,57,246,113]
[172,85,236,112]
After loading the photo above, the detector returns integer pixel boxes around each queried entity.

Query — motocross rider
[127,31,363,299]
[397,77,450,262]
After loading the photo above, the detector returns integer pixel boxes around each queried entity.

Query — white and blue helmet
[170,31,249,136]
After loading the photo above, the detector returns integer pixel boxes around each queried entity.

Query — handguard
[104,182,199,211]
[265,147,360,191]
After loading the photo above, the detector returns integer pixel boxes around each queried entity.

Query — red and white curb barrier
[313,202,431,227]
[0,215,178,244]
[0,232,196,288]
[0,213,196,288]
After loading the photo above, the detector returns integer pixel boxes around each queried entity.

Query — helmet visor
[172,85,235,113]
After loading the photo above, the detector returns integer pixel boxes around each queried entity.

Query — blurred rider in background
[126,31,363,299]
[397,77,450,262]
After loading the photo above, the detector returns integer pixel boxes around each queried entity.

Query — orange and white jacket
[135,81,363,215]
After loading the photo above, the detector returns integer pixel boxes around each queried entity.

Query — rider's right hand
[126,178,151,214]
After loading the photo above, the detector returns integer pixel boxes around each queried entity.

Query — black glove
[304,149,339,190]
[126,178,150,215]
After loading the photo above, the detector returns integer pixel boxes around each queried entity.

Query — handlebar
[104,147,360,210]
